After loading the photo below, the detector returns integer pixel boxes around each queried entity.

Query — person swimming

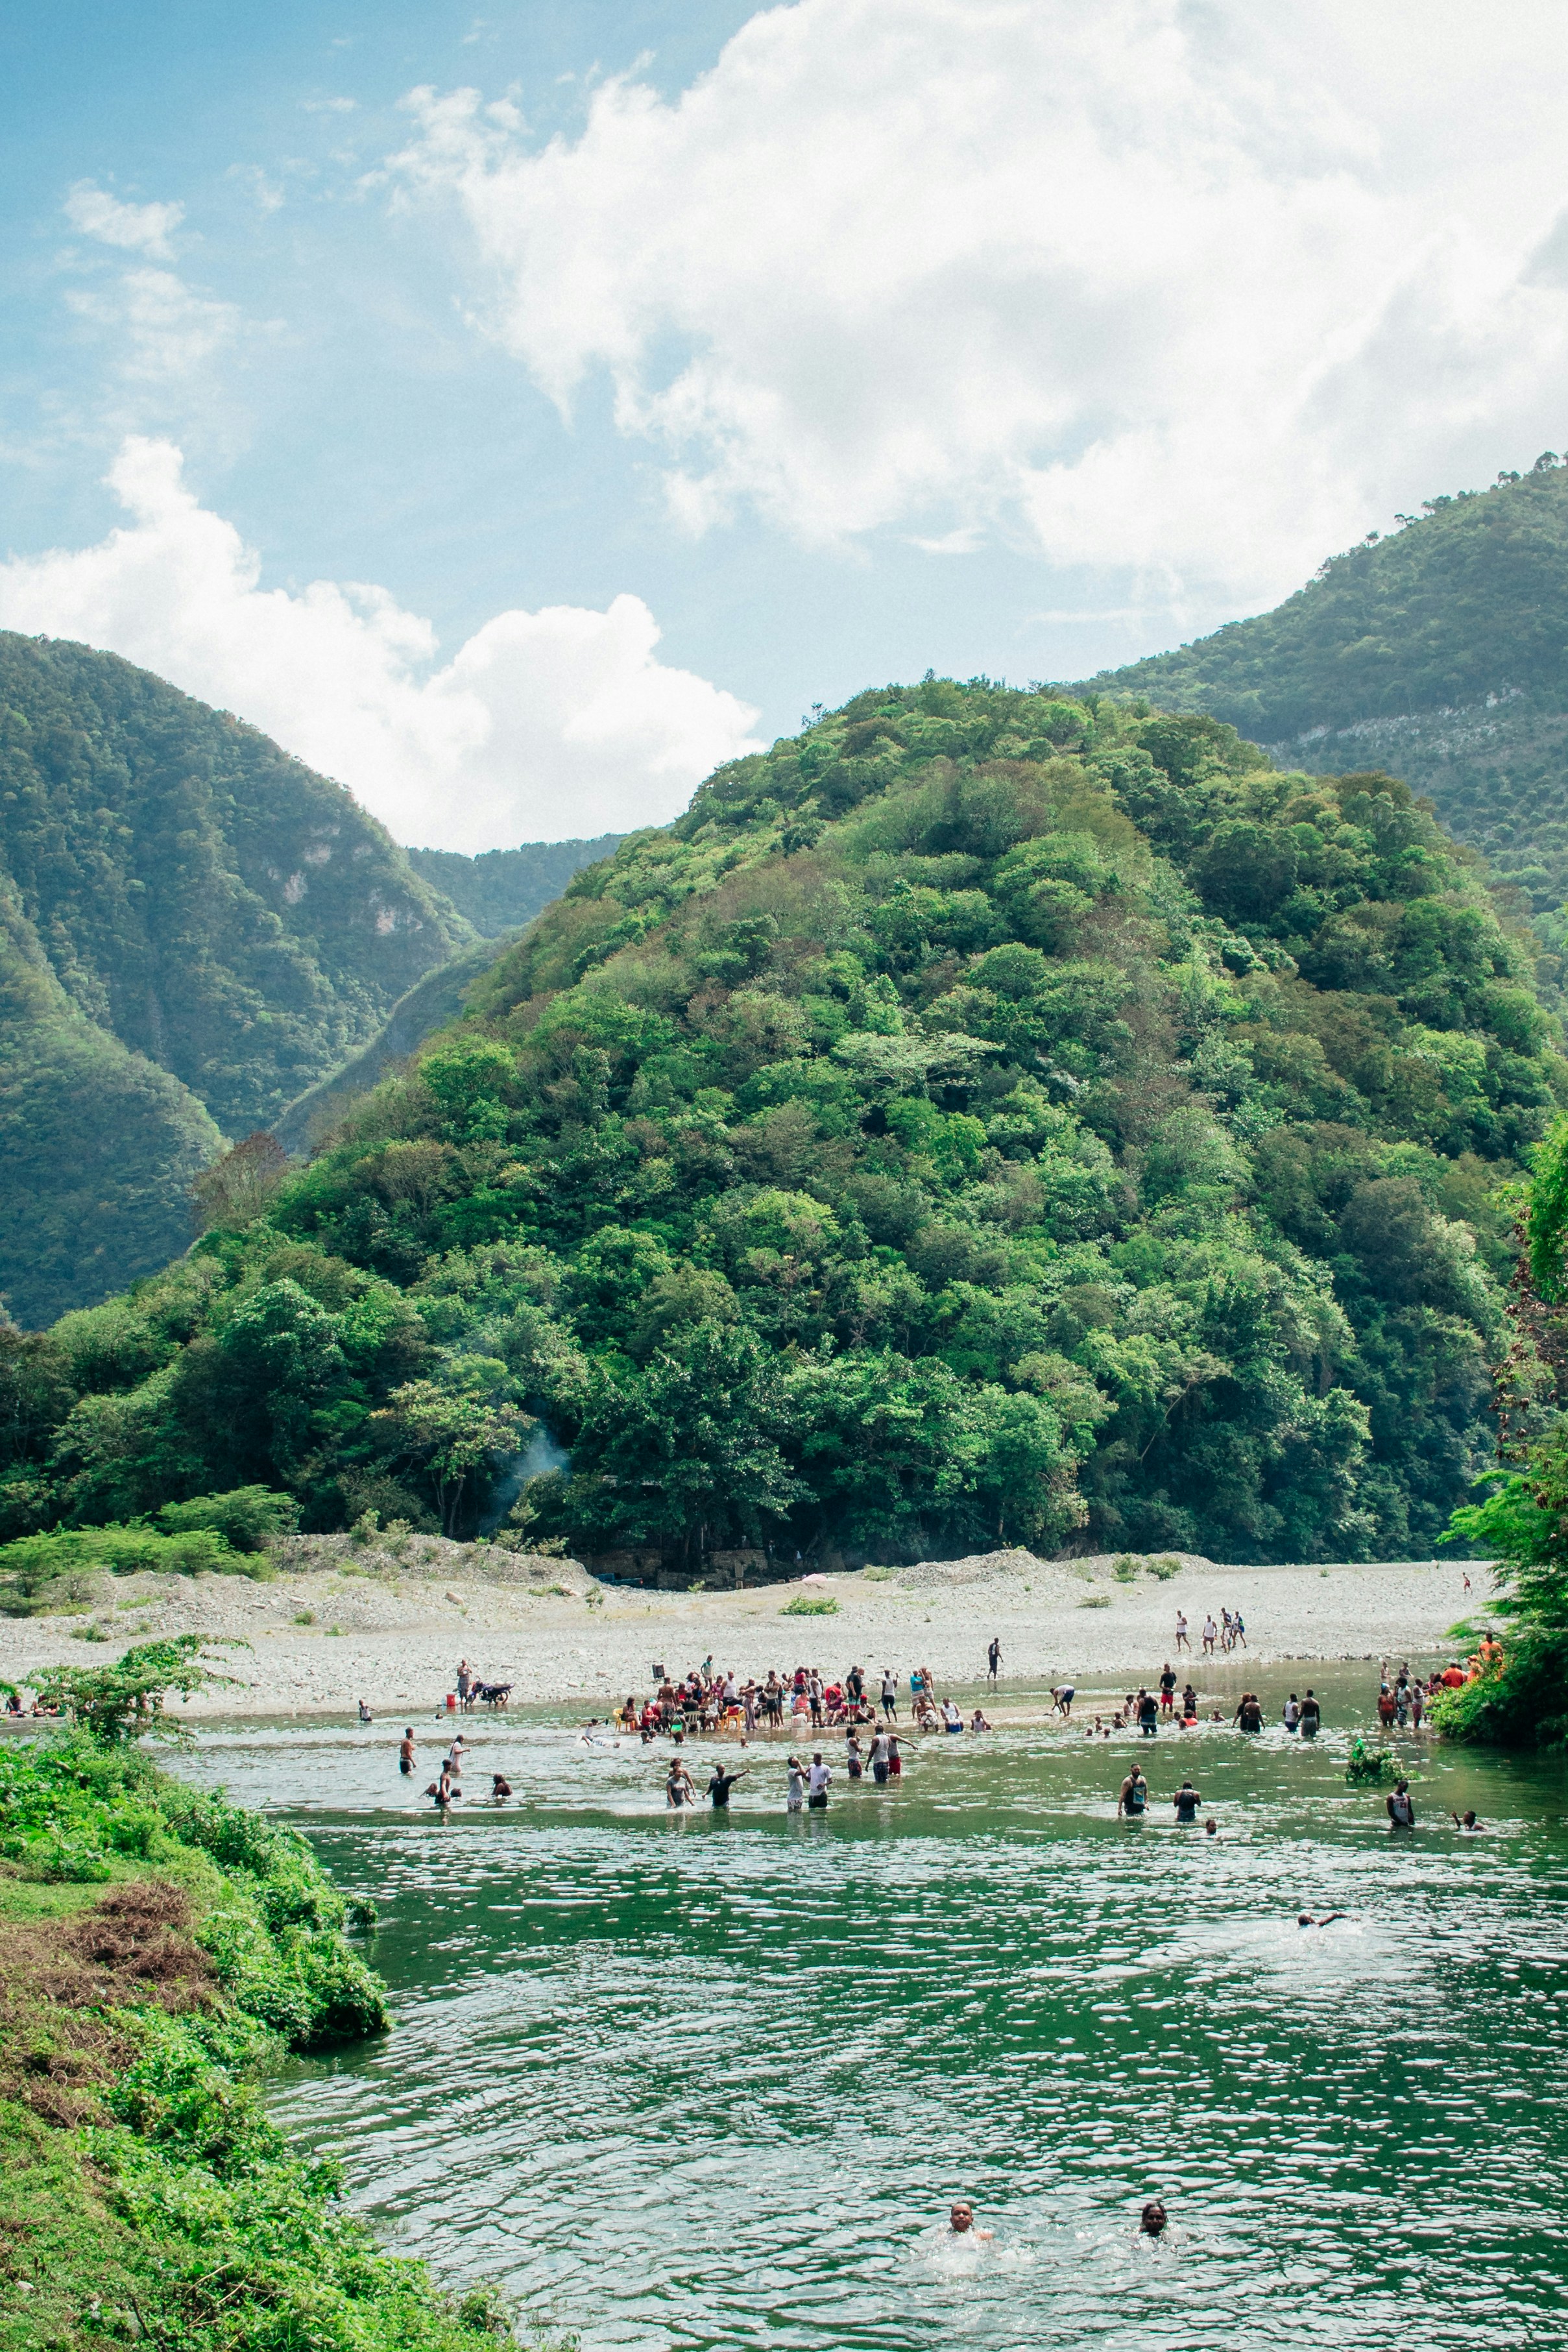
[1139,2201,1168,2238]
[1297,1911,1347,1927]
[947,2201,993,2240]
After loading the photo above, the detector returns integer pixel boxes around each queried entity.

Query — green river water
[184,1664,1568,2350]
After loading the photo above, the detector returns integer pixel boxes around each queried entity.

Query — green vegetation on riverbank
[3,679,1561,1566]
[0,1644,516,2351]
[1434,1115,1568,1746]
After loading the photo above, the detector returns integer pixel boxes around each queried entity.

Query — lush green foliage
[0,634,479,1324]
[1344,1734,1399,1785]
[0,1524,258,1609]
[0,1734,386,2037]
[7,679,1554,1565]
[409,835,623,935]
[1082,459,1568,927]
[0,871,222,1330]
[1087,456,1568,739]
[1433,1111,1568,1745]
[28,1634,241,1744]
[0,1740,535,2352]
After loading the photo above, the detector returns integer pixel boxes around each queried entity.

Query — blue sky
[4,1,1568,848]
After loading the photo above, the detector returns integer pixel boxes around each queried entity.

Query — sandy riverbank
[1,1536,1491,1718]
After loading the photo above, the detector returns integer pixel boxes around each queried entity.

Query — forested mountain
[1083,455,1568,918]
[407,837,622,936]
[0,638,609,1328]
[4,681,1559,1566]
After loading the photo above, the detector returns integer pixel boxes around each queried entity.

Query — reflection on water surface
[178,1666,1568,2349]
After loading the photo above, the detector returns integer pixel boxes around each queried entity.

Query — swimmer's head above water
[1140,2201,1168,2238]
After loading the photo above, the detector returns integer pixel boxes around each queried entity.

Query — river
[180,1664,1568,2349]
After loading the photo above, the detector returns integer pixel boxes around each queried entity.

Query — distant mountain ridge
[407,838,622,936]
[1081,457,1568,917]
[0,635,609,1325]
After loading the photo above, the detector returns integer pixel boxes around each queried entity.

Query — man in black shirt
[707,1765,746,1809]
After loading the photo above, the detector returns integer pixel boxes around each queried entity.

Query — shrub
[1111,1555,1140,1582]
[1079,1594,1112,1608]
[1146,1555,1183,1581]
[1345,1736,1397,1785]
[155,1485,299,1553]
[18,1830,114,1882]
[1429,1630,1568,1748]
[781,1594,839,1615]
[0,1522,267,1613]
[33,1635,241,1745]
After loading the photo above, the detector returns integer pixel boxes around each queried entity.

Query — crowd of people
[609,1660,989,1743]
[392,1628,1499,1821]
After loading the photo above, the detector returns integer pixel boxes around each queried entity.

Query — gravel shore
[2,1537,1491,1717]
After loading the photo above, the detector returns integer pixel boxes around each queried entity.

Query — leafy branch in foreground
[32,1634,245,1745]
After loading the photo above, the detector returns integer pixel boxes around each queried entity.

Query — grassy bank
[0,1731,520,2351]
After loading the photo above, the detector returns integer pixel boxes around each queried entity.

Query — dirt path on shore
[2,1538,1490,1718]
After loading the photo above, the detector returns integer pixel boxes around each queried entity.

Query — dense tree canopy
[1086,457,1568,740]
[1082,458,1568,925]
[3,680,1560,1565]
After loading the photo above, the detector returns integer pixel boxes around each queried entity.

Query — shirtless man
[947,2201,994,2241]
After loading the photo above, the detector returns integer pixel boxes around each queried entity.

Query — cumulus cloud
[0,440,759,853]
[64,181,185,260]
[391,0,1568,609]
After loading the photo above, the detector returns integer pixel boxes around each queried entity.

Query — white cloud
[391,0,1568,610]
[64,181,184,260]
[67,269,241,383]
[0,439,759,853]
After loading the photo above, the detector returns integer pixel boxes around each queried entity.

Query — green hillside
[407,836,622,935]
[0,872,221,1328]
[0,634,479,1323]
[1082,455,1568,915]
[3,681,1558,1564]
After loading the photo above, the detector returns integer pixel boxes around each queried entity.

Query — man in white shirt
[1202,1616,1218,1655]
[808,1752,832,1809]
